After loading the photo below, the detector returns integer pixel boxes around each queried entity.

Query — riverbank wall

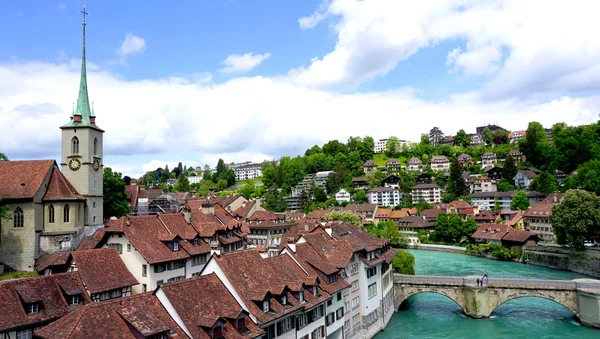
[522,246,600,278]
[411,244,466,254]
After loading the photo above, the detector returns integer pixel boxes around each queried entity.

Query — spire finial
[80,4,89,25]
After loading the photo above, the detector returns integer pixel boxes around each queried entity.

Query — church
[0,11,104,271]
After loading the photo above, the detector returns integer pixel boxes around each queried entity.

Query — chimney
[125,217,131,226]
[304,223,309,231]
[183,206,191,223]
[553,193,557,203]
[242,201,247,208]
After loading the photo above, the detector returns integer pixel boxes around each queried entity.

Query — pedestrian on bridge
[476,278,481,287]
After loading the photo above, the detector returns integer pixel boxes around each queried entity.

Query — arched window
[48,205,55,223]
[72,137,79,154]
[14,208,24,228]
[93,138,98,155]
[64,205,70,223]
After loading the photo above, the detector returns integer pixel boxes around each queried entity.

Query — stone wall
[523,246,600,278]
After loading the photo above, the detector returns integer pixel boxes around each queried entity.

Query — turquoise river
[374,249,599,339]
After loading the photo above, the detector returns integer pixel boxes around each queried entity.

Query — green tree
[454,129,471,148]
[519,121,547,167]
[264,189,288,212]
[392,250,415,275]
[415,199,432,213]
[497,179,516,192]
[529,171,558,195]
[379,221,407,247]
[385,137,400,158]
[216,159,226,175]
[313,186,328,203]
[103,167,129,219]
[174,173,190,192]
[550,190,600,249]
[510,190,530,210]
[446,158,469,201]
[216,179,228,191]
[354,189,367,203]
[493,129,509,145]
[502,154,518,181]
[434,214,477,242]
[0,152,8,161]
[0,198,11,220]
[570,160,600,195]
[323,211,364,230]
[238,183,256,199]
[483,127,494,145]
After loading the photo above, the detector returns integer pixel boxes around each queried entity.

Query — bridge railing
[394,274,600,291]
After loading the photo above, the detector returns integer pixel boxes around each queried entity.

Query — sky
[1,0,600,178]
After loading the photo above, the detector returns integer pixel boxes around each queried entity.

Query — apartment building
[286,171,334,210]
[282,223,397,339]
[374,138,412,154]
[474,176,497,193]
[471,191,544,211]
[235,162,263,181]
[523,193,565,241]
[411,183,443,204]
[336,188,352,203]
[406,157,423,171]
[481,152,497,168]
[366,187,401,207]
[430,156,450,171]
[246,211,297,257]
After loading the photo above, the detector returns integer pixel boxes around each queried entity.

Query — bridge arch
[489,291,580,318]
[394,286,468,314]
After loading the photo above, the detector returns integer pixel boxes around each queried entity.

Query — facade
[395,216,435,244]
[481,152,497,168]
[474,176,497,193]
[508,130,526,143]
[411,184,443,204]
[187,175,202,184]
[344,204,378,222]
[282,223,397,339]
[201,249,333,339]
[381,175,400,189]
[374,138,412,154]
[469,134,484,146]
[246,212,296,257]
[352,178,369,190]
[514,169,538,190]
[286,171,334,210]
[430,156,450,171]
[363,160,378,174]
[485,166,503,181]
[335,189,351,203]
[508,149,525,164]
[471,191,544,211]
[406,157,423,171]
[235,162,263,181]
[523,193,565,241]
[366,187,401,207]
[385,159,400,172]
[458,153,473,164]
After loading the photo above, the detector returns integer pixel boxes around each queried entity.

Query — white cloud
[1,59,598,178]
[58,3,67,11]
[218,53,271,73]
[294,0,600,97]
[118,33,146,56]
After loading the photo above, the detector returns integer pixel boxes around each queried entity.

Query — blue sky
[1,0,599,177]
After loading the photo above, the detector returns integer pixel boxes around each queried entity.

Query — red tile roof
[330,222,391,254]
[389,208,417,219]
[72,248,139,294]
[0,160,54,200]
[472,224,514,241]
[35,252,72,273]
[124,185,139,207]
[343,203,377,213]
[212,249,323,324]
[524,193,565,218]
[375,208,392,218]
[34,292,189,339]
[247,210,285,222]
[232,200,256,218]
[396,216,435,228]
[0,272,91,332]
[42,167,86,201]
[159,273,264,339]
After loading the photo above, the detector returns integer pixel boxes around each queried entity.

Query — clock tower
[60,5,104,231]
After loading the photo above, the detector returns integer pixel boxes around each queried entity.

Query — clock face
[93,159,100,171]
[68,158,81,171]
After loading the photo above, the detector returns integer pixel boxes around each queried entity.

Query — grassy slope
[0,271,38,281]
[374,154,409,166]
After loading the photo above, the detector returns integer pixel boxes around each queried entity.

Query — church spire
[73,4,92,124]
[63,4,101,130]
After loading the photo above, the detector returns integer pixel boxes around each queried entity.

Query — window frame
[48,204,55,223]
[14,207,24,228]
[63,204,70,223]
[72,136,79,154]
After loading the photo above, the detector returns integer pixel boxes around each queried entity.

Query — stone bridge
[393,274,600,328]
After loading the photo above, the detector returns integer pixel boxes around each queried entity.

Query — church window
[93,216,96,223]
[48,205,55,223]
[14,208,24,228]
[93,138,98,155]
[72,137,79,154]
[64,205,70,223]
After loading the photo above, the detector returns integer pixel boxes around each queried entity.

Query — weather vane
[80,4,89,24]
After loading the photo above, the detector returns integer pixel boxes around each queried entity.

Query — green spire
[62,4,102,131]
[74,12,92,124]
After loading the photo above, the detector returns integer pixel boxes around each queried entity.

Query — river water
[375,249,599,339]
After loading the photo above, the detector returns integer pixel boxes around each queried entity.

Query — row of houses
[1,198,398,339]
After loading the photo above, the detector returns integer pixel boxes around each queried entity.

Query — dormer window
[280,294,287,305]
[193,237,200,247]
[262,300,270,313]
[68,294,80,306]
[25,302,40,315]
[173,239,180,251]
[236,317,247,332]
[299,290,304,302]
[313,283,318,296]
